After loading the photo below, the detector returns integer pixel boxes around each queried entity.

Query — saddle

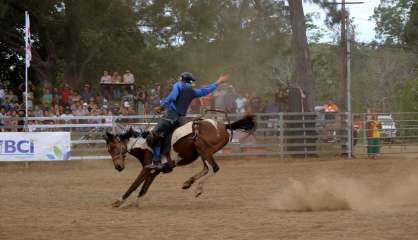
[141,117,201,158]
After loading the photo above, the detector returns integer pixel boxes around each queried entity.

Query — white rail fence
[0,112,417,161]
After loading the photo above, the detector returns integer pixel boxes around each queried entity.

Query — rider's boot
[150,145,164,169]
[161,153,175,174]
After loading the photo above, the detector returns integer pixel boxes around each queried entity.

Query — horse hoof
[112,199,124,208]
[195,191,202,198]
[182,180,193,189]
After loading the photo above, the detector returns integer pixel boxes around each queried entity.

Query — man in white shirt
[123,70,135,84]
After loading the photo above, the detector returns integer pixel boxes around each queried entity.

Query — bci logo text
[0,140,35,154]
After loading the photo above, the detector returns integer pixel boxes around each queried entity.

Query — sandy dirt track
[1,157,418,240]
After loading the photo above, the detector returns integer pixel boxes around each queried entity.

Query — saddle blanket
[127,119,218,163]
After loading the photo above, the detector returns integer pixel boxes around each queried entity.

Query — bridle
[110,136,128,160]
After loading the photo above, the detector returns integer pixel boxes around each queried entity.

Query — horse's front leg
[134,169,160,207]
[182,159,209,189]
[112,169,146,208]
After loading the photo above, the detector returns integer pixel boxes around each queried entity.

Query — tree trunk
[287,0,317,157]
[63,0,82,86]
[288,0,315,111]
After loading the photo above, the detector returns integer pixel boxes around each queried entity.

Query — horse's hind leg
[194,155,218,197]
[204,155,219,173]
[182,158,209,190]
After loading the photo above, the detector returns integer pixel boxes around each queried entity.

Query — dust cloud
[271,174,418,212]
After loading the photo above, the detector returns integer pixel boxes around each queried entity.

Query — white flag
[25,11,31,68]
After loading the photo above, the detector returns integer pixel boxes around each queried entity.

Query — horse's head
[103,129,133,172]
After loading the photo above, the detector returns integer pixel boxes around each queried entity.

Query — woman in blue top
[147,72,228,170]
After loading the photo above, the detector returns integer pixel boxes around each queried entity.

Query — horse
[104,115,256,208]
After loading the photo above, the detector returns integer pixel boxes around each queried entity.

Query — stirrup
[147,162,164,170]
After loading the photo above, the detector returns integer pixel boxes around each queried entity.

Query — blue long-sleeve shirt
[161,82,218,116]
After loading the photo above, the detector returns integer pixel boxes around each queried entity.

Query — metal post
[340,0,347,111]
[24,63,28,132]
[347,16,352,158]
[279,112,284,160]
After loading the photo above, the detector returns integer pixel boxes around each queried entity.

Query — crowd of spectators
[0,71,286,131]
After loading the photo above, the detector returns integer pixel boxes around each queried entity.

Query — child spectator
[367,113,382,159]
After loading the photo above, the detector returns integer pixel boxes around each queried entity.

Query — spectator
[111,71,122,83]
[120,101,135,115]
[59,83,72,106]
[121,89,135,108]
[0,106,6,129]
[249,92,261,113]
[42,87,53,107]
[4,90,18,104]
[100,71,112,99]
[214,86,226,110]
[51,87,60,105]
[22,89,34,110]
[42,109,56,125]
[33,105,44,117]
[80,83,95,102]
[60,106,74,125]
[154,83,162,98]
[88,97,99,111]
[200,93,212,111]
[224,85,237,113]
[123,70,135,93]
[123,70,135,83]
[135,86,147,115]
[148,89,160,113]
[367,113,382,159]
[235,93,247,113]
[88,109,102,124]
[111,72,122,99]
[0,84,5,105]
[71,91,82,103]
[105,110,113,124]
[189,98,201,114]
[100,71,112,84]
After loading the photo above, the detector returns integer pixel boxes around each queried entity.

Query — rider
[146,72,228,169]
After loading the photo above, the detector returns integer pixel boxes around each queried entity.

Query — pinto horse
[104,115,255,208]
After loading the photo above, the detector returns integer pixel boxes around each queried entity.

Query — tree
[371,0,415,45]
[0,0,144,88]
[288,0,315,111]
[404,1,418,49]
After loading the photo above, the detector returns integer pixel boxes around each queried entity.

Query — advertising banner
[0,132,71,161]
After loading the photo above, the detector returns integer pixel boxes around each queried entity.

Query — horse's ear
[104,132,113,143]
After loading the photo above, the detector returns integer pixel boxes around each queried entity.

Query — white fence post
[279,112,284,160]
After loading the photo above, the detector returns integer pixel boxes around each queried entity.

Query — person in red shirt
[60,83,73,106]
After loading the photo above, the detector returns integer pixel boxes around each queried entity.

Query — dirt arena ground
[1,156,418,240]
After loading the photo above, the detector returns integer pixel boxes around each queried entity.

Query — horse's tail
[226,114,256,133]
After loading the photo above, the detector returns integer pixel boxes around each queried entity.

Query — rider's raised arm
[193,82,218,98]
[161,82,181,107]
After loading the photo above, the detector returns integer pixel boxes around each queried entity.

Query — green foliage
[404,2,418,49]
[394,79,418,112]
[371,0,415,44]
